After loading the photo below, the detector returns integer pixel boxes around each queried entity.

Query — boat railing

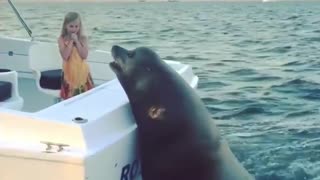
[7,0,33,40]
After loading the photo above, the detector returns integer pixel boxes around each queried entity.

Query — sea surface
[1,1,320,179]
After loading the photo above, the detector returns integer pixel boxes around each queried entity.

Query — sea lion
[109,45,254,180]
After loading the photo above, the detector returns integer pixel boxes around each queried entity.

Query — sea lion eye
[127,51,135,58]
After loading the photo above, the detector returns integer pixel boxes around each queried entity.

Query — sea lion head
[110,45,163,99]
[111,45,169,119]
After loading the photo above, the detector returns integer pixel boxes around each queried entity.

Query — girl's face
[66,18,80,35]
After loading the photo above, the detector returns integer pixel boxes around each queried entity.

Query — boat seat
[0,69,13,101]
[29,42,63,98]
[0,81,12,101]
[0,69,24,110]
[40,69,62,90]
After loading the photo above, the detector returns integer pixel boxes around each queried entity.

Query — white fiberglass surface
[18,77,56,112]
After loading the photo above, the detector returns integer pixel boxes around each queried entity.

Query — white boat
[0,1,199,180]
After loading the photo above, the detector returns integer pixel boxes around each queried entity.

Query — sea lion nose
[112,45,120,49]
[111,45,121,53]
[112,45,129,58]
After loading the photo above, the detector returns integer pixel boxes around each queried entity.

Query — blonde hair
[60,12,84,38]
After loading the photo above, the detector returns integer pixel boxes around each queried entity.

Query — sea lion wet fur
[109,45,254,180]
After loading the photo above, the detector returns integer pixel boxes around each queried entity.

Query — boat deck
[18,77,56,112]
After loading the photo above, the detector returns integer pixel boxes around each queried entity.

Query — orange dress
[60,42,94,100]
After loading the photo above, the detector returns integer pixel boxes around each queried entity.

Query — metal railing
[8,0,33,40]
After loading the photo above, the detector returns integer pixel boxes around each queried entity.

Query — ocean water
[1,1,320,179]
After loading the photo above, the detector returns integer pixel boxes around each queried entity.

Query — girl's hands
[71,33,78,42]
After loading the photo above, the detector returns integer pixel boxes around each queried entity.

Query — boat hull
[0,36,198,180]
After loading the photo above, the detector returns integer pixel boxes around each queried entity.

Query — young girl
[58,12,94,100]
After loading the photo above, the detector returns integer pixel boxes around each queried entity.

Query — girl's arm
[58,37,74,61]
[74,36,89,60]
